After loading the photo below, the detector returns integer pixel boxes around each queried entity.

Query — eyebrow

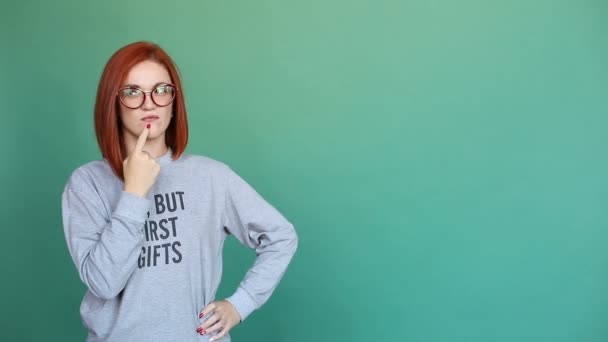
[121,81,172,88]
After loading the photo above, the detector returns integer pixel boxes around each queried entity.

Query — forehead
[123,60,172,87]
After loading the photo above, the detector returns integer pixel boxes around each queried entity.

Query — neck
[123,132,168,159]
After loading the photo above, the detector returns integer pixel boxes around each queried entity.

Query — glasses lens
[152,84,176,106]
[119,88,144,108]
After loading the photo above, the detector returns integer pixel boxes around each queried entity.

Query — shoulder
[63,159,113,194]
[181,152,234,175]
[180,153,245,189]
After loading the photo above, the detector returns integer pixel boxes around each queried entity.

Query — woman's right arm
[63,126,159,299]
[62,180,151,300]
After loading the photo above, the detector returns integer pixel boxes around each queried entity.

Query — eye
[121,88,142,97]
[154,84,171,94]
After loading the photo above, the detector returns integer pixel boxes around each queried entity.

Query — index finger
[133,123,151,154]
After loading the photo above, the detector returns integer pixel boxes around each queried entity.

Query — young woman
[61,41,298,342]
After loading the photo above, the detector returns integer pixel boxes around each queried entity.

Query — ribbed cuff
[226,287,258,322]
[113,191,152,231]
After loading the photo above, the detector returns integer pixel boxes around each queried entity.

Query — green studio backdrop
[1,0,607,341]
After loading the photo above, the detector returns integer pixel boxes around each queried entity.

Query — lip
[141,115,159,122]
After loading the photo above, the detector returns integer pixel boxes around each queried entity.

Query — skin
[119,60,242,338]
[119,60,173,158]
[122,124,160,198]
[197,301,242,340]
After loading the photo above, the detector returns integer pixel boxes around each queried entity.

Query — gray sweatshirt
[61,148,298,342]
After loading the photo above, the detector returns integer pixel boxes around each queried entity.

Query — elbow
[82,272,123,300]
[80,262,123,300]
[287,222,298,255]
[89,284,122,300]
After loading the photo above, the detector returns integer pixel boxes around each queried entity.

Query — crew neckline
[102,147,176,167]
[156,148,174,166]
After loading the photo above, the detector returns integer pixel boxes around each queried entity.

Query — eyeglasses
[117,83,177,109]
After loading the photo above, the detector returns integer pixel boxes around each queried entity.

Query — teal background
[1,0,607,341]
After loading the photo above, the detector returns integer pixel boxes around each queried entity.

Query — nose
[142,93,156,110]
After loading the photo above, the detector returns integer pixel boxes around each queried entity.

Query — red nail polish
[199,312,204,318]
[146,124,151,129]
[197,328,202,332]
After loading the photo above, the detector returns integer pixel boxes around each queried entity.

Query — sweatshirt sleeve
[61,170,152,300]
[222,165,298,322]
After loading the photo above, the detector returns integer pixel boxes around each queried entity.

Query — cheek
[119,106,136,119]
[118,109,140,129]
[161,108,173,121]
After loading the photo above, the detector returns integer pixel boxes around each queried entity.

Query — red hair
[94,41,188,180]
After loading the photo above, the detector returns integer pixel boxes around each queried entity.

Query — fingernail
[201,330,206,335]
[199,312,204,318]
[146,124,151,129]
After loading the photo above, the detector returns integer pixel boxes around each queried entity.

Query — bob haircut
[94,41,188,180]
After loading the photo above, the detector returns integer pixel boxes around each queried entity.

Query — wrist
[123,186,146,198]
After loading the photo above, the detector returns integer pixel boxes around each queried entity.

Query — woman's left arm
[197,164,298,340]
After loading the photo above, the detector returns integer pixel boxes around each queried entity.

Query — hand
[196,300,242,341]
[123,124,160,198]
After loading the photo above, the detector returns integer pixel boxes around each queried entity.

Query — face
[118,60,174,145]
